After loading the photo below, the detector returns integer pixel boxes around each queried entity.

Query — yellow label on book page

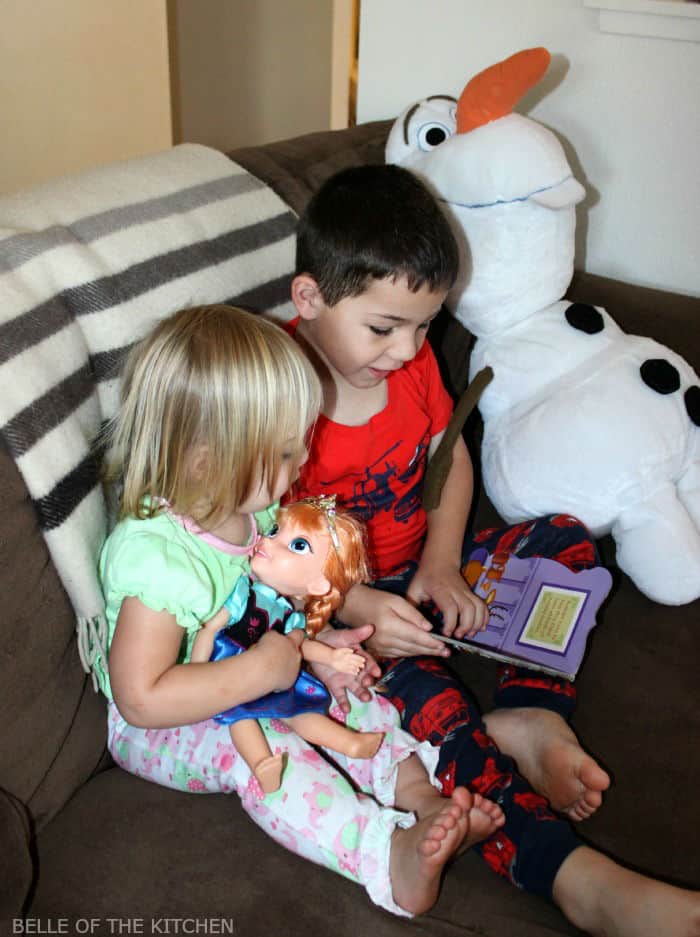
[519,586,585,651]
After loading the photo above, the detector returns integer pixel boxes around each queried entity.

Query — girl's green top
[96,504,277,700]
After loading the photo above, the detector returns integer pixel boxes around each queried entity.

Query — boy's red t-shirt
[285,318,454,578]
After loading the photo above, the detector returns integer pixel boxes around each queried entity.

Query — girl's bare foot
[484,707,610,820]
[390,791,469,915]
[390,786,504,915]
[553,846,700,937]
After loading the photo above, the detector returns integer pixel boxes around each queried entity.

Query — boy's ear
[291,274,324,321]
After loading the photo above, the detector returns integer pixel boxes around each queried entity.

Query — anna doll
[192,496,383,793]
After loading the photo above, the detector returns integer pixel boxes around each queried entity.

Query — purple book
[432,550,613,680]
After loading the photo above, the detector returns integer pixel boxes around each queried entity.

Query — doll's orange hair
[276,500,371,638]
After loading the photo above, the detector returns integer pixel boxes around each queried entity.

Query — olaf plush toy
[387,47,700,605]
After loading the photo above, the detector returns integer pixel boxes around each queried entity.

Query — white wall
[357,0,699,297]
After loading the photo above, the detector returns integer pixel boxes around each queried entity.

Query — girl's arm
[109,596,303,729]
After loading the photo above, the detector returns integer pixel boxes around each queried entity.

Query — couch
[2,120,698,937]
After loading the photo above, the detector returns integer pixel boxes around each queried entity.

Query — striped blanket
[0,143,298,687]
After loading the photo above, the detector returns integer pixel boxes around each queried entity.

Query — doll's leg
[313,688,441,805]
[228,718,284,794]
[284,712,383,759]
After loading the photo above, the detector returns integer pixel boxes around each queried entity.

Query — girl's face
[250,515,331,598]
[236,435,310,515]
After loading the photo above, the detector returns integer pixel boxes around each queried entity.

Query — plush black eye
[289,537,311,554]
[417,122,452,151]
[267,524,279,538]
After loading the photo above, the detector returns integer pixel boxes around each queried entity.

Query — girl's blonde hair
[275,500,371,638]
[103,305,322,524]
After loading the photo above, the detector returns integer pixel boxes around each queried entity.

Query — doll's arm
[190,605,230,663]
[300,637,364,675]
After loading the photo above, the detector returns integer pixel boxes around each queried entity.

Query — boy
[284,164,700,934]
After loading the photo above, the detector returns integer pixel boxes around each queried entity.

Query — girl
[96,303,504,918]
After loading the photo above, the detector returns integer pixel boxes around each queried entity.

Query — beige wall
[0,0,172,197]
[170,0,340,152]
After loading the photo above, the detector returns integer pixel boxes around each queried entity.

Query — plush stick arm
[422,366,493,511]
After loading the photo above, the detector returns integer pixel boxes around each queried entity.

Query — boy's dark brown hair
[295,164,460,306]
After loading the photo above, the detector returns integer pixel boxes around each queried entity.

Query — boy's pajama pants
[377,514,598,897]
[107,690,440,917]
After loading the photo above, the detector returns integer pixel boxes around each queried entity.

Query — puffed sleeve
[100,525,215,632]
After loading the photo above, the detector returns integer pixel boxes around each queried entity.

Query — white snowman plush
[386,48,700,605]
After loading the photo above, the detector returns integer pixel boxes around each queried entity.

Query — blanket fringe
[76,615,108,692]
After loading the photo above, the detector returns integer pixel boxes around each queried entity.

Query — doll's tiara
[300,494,341,552]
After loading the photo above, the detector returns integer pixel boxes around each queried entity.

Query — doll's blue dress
[210,576,330,724]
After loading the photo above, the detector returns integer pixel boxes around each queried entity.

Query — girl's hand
[252,629,304,691]
[407,562,489,639]
[312,624,381,714]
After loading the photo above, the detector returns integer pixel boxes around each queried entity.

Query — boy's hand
[312,624,381,714]
[407,562,489,639]
[360,589,452,659]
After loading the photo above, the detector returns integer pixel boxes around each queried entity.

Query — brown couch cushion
[230,120,392,217]
[0,443,108,831]
[568,271,700,366]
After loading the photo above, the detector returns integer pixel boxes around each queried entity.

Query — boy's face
[295,275,447,390]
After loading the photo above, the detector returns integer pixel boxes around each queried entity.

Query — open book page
[432,551,613,680]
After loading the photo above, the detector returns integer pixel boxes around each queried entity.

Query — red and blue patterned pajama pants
[376,514,598,898]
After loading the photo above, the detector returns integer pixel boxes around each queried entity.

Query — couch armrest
[0,786,33,923]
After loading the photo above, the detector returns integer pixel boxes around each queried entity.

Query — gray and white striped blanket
[0,143,297,686]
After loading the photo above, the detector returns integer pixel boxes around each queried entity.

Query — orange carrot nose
[456,47,551,134]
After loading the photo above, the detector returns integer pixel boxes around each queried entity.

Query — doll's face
[250,516,331,599]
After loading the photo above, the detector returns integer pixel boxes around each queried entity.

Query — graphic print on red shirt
[285,319,453,578]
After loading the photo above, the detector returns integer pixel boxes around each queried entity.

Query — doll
[191,496,383,793]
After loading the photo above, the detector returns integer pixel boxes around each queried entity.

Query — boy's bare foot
[254,753,285,793]
[553,846,700,937]
[484,707,610,820]
[451,786,505,849]
[390,786,504,915]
